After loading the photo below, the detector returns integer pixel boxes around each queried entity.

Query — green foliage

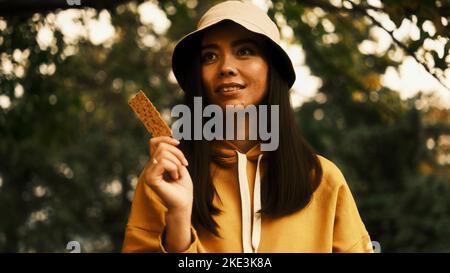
[0,0,449,252]
[279,0,450,252]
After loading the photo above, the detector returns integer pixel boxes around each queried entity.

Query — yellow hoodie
[122,140,372,253]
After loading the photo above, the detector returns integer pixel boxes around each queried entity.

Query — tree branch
[297,0,450,92]
[0,0,135,19]
[350,3,450,92]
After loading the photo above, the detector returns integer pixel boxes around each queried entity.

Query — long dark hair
[178,33,323,237]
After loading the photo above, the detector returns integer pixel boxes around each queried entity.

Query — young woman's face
[200,22,269,109]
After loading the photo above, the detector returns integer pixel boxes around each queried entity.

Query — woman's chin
[218,100,247,109]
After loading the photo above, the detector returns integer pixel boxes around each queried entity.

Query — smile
[216,83,246,95]
[221,86,243,92]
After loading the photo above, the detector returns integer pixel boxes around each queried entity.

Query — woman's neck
[230,115,260,153]
[216,108,261,153]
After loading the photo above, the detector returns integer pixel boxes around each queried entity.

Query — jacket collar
[210,140,266,166]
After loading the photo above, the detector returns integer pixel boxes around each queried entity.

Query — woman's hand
[144,136,193,213]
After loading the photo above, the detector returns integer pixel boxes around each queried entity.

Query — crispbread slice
[128,90,172,137]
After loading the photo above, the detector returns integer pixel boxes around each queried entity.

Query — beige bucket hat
[171,0,296,92]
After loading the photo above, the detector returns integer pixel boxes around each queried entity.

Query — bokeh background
[0,0,449,252]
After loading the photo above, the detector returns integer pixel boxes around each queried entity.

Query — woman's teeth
[222,86,242,92]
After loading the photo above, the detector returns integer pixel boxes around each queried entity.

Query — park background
[0,0,449,252]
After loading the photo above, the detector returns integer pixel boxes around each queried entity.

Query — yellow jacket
[122,140,372,253]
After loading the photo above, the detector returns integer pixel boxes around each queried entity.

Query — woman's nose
[218,55,237,77]
[219,68,237,77]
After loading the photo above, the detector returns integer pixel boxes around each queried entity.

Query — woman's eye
[237,47,254,56]
[201,52,217,63]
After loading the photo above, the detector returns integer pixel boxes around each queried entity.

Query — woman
[122,1,372,253]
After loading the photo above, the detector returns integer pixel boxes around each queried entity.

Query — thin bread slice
[128,90,172,137]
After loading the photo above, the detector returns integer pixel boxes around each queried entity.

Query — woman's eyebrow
[231,38,258,47]
[201,44,218,51]
[201,38,259,51]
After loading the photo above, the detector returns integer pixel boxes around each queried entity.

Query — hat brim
[172,19,296,93]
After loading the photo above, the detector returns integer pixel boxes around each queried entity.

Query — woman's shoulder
[315,154,349,192]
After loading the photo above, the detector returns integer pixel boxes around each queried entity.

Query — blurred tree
[0,0,449,252]
[0,0,131,17]
[277,0,450,251]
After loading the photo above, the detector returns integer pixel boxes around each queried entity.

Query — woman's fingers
[153,150,184,175]
[178,165,190,179]
[159,158,180,180]
[147,157,180,185]
[145,135,190,188]
[143,137,194,211]
[149,136,180,155]
[153,143,188,166]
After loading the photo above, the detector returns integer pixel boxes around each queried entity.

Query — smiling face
[200,21,269,109]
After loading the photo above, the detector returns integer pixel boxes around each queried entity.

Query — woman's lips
[216,86,245,96]
[216,84,245,96]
